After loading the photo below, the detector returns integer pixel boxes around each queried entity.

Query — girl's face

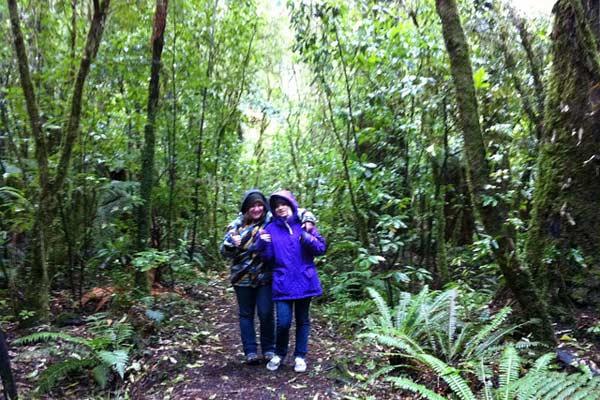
[248,202,265,221]
[274,200,292,218]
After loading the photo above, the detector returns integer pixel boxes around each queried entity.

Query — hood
[269,190,299,217]
[240,189,268,213]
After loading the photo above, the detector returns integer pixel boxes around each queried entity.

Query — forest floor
[8,271,409,399]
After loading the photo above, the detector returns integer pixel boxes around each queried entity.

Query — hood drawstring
[284,221,293,235]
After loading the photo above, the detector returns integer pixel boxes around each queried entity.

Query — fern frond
[37,358,97,392]
[498,344,520,400]
[367,287,393,329]
[92,364,111,389]
[447,288,457,345]
[360,332,423,356]
[385,376,447,400]
[477,358,493,400]
[367,365,399,384]
[97,349,129,378]
[532,353,555,372]
[15,331,90,347]
[415,353,476,400]
[449,323,475,362]
[463,307,511,359]
[395,291,412,328]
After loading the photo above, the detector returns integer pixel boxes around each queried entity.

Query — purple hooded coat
[255,190,326,301]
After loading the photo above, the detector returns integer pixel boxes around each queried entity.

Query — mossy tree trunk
[7,0,110,323]
[136,0,169,293]
[526,0,600,307]
[435,0,556,343]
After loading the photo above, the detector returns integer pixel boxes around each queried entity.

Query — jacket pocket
[303,266,316,279]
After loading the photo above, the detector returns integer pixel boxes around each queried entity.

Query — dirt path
[9,272,400,399]
[130,272,395,399]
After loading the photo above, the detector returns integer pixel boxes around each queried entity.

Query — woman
[255,190,326,372]
[221,189,318,365]
[221,189,274,364]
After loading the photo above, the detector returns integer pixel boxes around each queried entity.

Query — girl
[256,190,326,372]
[221,189,274,364]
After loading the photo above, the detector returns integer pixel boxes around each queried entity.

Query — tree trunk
[8,0,110,323]
[435,0,556,343]
[526,0,600,308]
[0,328,17,399]
[189,0,218,260]
[136,0,169,292]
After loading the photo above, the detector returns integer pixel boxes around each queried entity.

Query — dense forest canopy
[2,0,600,398]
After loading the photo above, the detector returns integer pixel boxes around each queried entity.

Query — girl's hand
[302,221,315,232]
[230,232,242,247]
[259,229,271,243]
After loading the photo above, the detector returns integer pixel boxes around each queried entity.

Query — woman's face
[248,202,265,221]
[274,200,292,218]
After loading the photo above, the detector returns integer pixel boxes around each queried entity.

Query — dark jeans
[234,285,275,356]
[275,297,311,359]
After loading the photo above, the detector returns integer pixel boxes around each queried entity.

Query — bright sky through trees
[511,0,554,15]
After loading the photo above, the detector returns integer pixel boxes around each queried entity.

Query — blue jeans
[234,285,275,356]
[275,298,312,359]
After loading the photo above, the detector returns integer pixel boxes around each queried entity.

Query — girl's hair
[243,207,265,225]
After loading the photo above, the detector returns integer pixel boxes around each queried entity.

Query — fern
[498,345,520,400]
[14,331,90,347]
[386,376,447,400]
[37,358,96,393]
[97,349,129,378]
[360,332,423,355]
[367,287,392,329]
[15,316,134,392]
[415,353,476,400]
[531,352,554,372]
[462,307,512,360]
[92,364,111,389]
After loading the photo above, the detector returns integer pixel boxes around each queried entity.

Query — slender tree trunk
[167,1,178,250]
[526,0,600,307]
[189,0,218,259]
[7,0,110,322]
[435,0,556,343]
[210,23,256,247]
[510,8,545,117]
[321,80,369,247]
[0,328,17,400]
[136,0,169,292]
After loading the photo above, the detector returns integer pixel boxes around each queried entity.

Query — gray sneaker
[266,355,281,371]
[263,351,275,361]
[294,357,307,373]
[246,353,259,365]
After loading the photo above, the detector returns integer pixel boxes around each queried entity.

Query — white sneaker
[294,357,307,373]
[266,355,281,371]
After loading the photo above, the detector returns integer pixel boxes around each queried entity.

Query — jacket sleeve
[300,208,317,225]
[220,219,241,258]
[300,227,327,256]
[251,232,275,263]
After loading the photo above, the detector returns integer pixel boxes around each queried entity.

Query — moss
[526,0,600,307]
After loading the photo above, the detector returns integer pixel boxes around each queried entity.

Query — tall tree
[7,0,110,322]
[188,0,218,259]
[136,0,169,292]
[435,0,555,343]
[526,0,600,307]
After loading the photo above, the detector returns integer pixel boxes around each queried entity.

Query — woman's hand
[259,229,271,243]
[230,231,242,247]
[302,221,315,232]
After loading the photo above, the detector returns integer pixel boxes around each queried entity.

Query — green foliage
[15,314,134,392]
[0,186,33,232]
[362,285,528,398]
[365,287,598,398]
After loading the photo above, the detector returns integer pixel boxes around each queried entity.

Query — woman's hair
[242,203,265,225]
